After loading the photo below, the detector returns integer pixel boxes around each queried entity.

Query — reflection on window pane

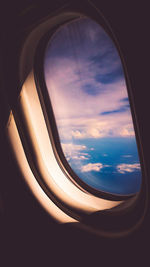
[44,18,142,195]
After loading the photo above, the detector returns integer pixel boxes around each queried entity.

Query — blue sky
[44,18,141,195]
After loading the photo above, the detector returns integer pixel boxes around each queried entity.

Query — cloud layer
[44,18,135,142]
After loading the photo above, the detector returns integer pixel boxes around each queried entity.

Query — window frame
[33,13,144,201]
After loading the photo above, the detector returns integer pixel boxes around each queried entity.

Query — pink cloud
[117,163,141,174]
[81,163,103,172]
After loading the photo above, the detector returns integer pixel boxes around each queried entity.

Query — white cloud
[61,143,90,161]
[57,113,135,140]
[62,143,86,153]
[119,125,135,137]
[71,130,85,139]
[117,163,141,174]
[81,163,103,172]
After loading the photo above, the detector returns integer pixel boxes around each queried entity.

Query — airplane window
[44,17,142,196]
[5,0,147,236]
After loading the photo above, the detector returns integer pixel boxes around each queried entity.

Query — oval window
[44,17,142,196]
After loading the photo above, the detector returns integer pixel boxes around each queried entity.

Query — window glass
[44,17,141,195]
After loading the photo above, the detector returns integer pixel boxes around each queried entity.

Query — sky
[44,17,142,195]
